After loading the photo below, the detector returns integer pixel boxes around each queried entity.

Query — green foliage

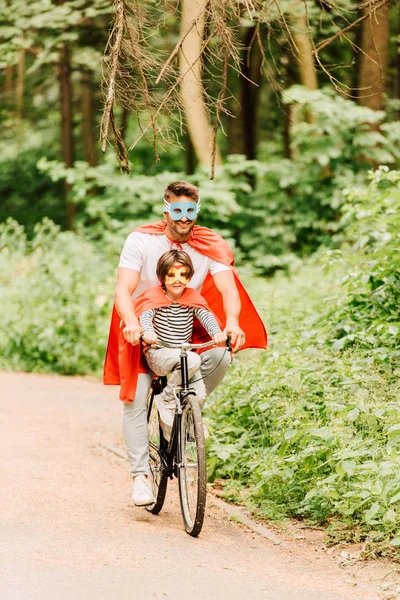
[327,167,400,360]
[34,89,400,276]
[0,147,66,232]
[207,259,400,543]
[0,218,113,375]
[206,167,400,543]
[215,89,399,273]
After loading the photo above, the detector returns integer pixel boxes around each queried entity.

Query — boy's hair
[156,250,194,282]
[164,181,199,203]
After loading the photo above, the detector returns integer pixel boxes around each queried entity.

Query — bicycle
[145,336,231,537]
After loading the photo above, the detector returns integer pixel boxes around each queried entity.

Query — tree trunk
[179,0,222,166]
[185,132,196,174]
[283,104,293,160]
[352,13,363,95]
[120,105,129,143]
[290,1,318,123]
[358,1,389,111]
[228,26,262,159]
[4,65,14,96]
[228,95,244,155]
[291,27,318,91]
[15,49,25,143]
[241,27,263,159]
[57,44,76,228]
[81,70,97,167]
[15,49,25,119]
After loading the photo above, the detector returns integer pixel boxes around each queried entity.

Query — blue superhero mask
[165,200,199,221]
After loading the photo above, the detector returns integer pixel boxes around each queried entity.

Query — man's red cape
[104,221,267,402]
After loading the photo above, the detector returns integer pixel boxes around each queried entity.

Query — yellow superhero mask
[164,265,190,284]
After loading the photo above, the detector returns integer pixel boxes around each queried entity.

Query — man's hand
[213,332,227,346]
[123,321,143,345]
[224,319,245,353]
[142,330,158,346]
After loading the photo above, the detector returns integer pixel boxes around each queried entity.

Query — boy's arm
[194,308,223,339]
[139,310,155,334]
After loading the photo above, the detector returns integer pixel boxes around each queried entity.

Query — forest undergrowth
[207,261,400,557]
[207,168,400,557]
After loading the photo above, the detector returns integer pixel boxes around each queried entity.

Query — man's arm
[212,270,245,352]
[115,267,142,345]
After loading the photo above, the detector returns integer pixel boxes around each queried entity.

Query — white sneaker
[154,394,175,442]
[132,475,155,506]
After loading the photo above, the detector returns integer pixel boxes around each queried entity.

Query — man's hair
[164,181,199,203]
[156,250,194,282]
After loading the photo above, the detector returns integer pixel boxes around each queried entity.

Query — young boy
[137,249,226,440]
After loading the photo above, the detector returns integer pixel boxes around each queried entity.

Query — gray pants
[122,348,231,477]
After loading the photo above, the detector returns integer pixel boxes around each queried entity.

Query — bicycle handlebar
[141,334,232,352]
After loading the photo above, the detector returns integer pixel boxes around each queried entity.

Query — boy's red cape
[104,221,267,402]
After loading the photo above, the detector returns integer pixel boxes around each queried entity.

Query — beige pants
[144,347,206,405]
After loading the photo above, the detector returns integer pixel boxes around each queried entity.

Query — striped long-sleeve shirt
[140,304,222,345]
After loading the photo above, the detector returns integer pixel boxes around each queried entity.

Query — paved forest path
[0,372,397,600]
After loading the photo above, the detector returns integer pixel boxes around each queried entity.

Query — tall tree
[81,70,97,167]
[15,48,25,142]
[358,1,390,111]
[229,26,263,159]
[290,2,318,92]
[57,44,75,228]
[179,0,222,167]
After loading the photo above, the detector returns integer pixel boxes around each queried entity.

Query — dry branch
[100,0,383,175]
[313,0,390,55]
[101,0,124,153]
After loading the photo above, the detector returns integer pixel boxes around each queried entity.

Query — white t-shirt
[118,232,231,299]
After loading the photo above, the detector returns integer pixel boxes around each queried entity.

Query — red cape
[104,221,267,402]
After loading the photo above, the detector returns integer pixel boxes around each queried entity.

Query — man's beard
[168,219,195,240]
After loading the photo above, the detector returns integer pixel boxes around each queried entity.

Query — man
[104,180,267,506]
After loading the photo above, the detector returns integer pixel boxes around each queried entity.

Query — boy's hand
[142,331,158,346]
[213,332,227,345]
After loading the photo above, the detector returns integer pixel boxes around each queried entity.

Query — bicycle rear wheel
[146,383,168,514]
[178,394,207,537]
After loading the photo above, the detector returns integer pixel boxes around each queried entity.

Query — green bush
[207,167,400,546]
[327,167,400,360]
[207,260,400,545]
[0,147,66,232]
[0,218,114,375]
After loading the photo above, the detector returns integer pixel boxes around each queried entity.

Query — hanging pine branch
[100,0,391,176]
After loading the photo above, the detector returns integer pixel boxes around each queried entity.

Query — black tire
[146,386,168,514]
[178,394,207,537]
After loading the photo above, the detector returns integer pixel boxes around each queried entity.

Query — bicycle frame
[148,338,229,476]
[146,335,232,534]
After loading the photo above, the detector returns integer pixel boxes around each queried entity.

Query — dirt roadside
[0,371,399,600]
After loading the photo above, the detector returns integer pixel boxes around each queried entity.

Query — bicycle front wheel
[178,394,207,537]
[146,387,168,514]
